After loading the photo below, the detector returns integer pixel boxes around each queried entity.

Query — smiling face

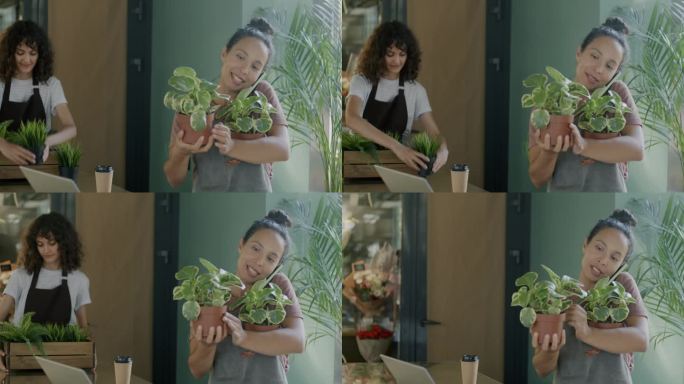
[383,44,407,80]
[219,37,270,96]
[36,234,61,269]
[14,41,38,79]
[236,228,286,285]
[580,227,630,286]
[575,35,624,91]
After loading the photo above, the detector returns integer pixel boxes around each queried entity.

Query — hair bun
[603,17,629,35]
[266,209,292,228]
[247,17,274,37]
[610,209,637,228]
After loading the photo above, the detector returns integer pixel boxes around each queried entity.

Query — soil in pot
[417,156,436,178]
[543,115,574,147]
[58,166,79,182]
[175,113,214,145]
[193,306,228,337]
[244,323,280,332]
[531,313,565,346]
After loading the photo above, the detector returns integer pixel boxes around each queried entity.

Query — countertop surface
[343,361,502,384]
[344,167,485,193]
[0,367,150,383]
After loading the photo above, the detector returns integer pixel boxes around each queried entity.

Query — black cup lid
[115,355,132,363]
[462,354,479,362]
[95,165,113,172]
[451,164,469,172]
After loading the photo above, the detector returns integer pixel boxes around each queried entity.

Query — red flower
[356,324,393,339]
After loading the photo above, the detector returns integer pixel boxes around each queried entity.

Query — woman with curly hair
[0,20,78,165]
[345,21,448,172]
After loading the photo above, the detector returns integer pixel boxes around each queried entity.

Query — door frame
[22,0,48,28]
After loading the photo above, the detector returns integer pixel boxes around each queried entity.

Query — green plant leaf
[175,266,198,281]
[190,111,207,131]
[173,66,197,77]
[182,300,200,321]
[515,271,538,288]
[520,307,536,328]
[530,109,550,129]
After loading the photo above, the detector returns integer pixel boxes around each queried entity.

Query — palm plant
[627,197,684,346]
[259,0,342,192]
[622,2,684,181]
[278,194,342,345]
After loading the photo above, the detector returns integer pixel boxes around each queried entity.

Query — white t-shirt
[348,74,432,143]
[0,76,67,132]
[3,267,91,325]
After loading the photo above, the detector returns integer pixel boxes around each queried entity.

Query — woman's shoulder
[67,269,89,282]
[9,267,30,278]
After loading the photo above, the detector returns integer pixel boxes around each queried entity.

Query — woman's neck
[42,261,61,271]
[381,72,400,81]
[13,72,31,80]
[579,271,595,290]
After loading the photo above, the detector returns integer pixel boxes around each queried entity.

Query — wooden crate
[4,341,95,370]
[0,152,59,180]
[343,150,413,179]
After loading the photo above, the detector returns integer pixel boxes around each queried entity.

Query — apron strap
[29,266,41,290]
[2,78,11,109]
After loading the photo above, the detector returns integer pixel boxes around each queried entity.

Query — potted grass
[576,87,632,139]
[172,258,243,337]
[229,268,293,332]
[0,120,12,140]
[581,277,635,329]
[6,120,48,165]
[410,132,441,177]
[521,66,590,145]
[0,314,94,370]
[55,142,82,181]
[342,130,411,179]
[511,265,587,345]
[214,88,277,140]
[164,66,229,145]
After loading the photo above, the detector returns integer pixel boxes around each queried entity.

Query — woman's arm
[415,112,448,172]
[163,119,215,188]
[566,304,649,354]
[570,123,644,163]
[224,313,305,356]
[75,305,88,331]
[528,130,572,188]
[46,104,77,147]
[0,295,15,322]
[345,95,428,171]
[213,123,290,164]
[187,324,228,379]
[531,329,566,378]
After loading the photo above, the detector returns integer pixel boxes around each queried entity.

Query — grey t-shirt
[3,267,91,325]
[0,76,68,132]
[348,74,432,144]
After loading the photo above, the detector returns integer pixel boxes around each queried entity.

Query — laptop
[374,165,433,192]
[35,356,92,384]
[20,166,80,193]
[381,354,435,384]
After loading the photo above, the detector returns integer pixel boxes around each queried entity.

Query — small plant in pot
[229,269,293,332]
[214,88,277,140]
[576,87,631,140]
[511,265,587,346]
[172,258,243,337]
[55,142,82,181]
[0,120,12,140]
[6,120,48,165]
[581,277,635,329]
[163,66,229,145]
[521,66,590,145]
[410,132,441,177]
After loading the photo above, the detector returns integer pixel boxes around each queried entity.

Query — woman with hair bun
[529,17,645,192]
[164,18,289,192]
[532,209,649,383]
[187,209,305,384]
[345,21,449,173]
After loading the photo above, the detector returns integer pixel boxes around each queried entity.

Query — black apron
[0,78,47,132]
[24,269,72,325]
[362,78,408,137]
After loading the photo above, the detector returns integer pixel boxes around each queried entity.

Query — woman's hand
[532,328,566,352]
[569,123,587,155]
[0,140,35,165]
[533,129,572,153]
[42,143,50,163]
[0,349,7,372]
[432,144,448,172]
[222,312,248,348]
[211,124,235,156]
[391,143,429,171]
[169,127,214,156]
[566,304,591,342]
[191,321,229,346]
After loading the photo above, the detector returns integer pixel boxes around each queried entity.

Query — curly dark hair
[0,20,54,83]
[243,209,292,265]
[355,21,421,84]
[19,213,83,274]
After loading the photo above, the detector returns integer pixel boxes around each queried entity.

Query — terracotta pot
[531,313,565,346]
[193,306,227,337]
[543,115,574,146]
[582,131,619,140]
[175,113,214,145]
[58,166,79,182]
[244,323,280,332]
[588,321,624,329]
[417,156,436,178]
[356,337,391,362]
[231,131,266,141]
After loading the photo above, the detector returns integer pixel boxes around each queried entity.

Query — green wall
[529,193,684,383]
[150,0,311,193]
[176,193,338,384]
[508,0,668,193]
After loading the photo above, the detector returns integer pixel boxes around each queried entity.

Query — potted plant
[214,88,277,140]
[0,120,12,140]
[172,258,243,337]
[355,323,393,362]
[510,265,587,344]
[6,120,48,165]
[521,66,590,145]
[410,132,441,177]
[163,66,228,144]
[576,87,632,139]
[229,268,293,332]
[342,131,412,179]
[581,277,635,329]
[54,142,82,181]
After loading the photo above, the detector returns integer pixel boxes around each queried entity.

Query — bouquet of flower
[353,270,391,302]
[356,324,393,362]
[356,324,393,340]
